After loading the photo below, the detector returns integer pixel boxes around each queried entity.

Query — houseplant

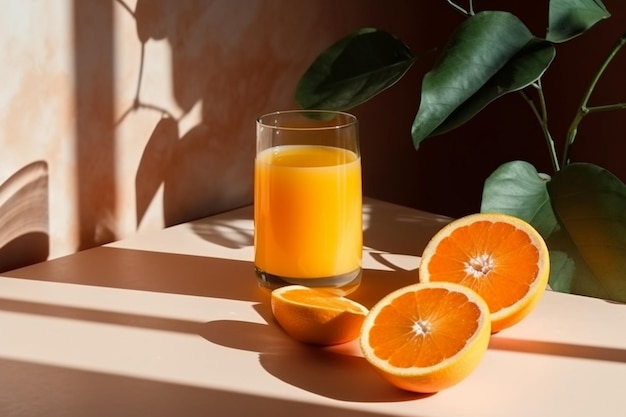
[295,0,626,302]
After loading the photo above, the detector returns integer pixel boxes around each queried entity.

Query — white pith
[464,253,495,278]
[412,319,432,336]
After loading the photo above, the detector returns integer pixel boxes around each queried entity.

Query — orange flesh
[368,288,481,368]
[280,288,364,313]
[427,221,540,312]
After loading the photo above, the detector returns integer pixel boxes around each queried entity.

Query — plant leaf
[547,0,610,43]
[296,28,416,110]
[431,39,555,136]
[544,219,600,296]
[480,161,558,239]
[547,250,576,292]
[411,12,535,149]
[547,163,626,302]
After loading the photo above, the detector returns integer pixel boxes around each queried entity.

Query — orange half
[271,285,369,345]
[360,282,491,393]
[419,213,550,332]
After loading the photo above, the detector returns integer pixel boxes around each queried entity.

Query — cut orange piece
[360,282,491,393]
[271,285,369,345]
[419,213,550,333]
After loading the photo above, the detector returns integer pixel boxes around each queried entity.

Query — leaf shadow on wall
[0,161,49,272]
[127,0,453,256]
[124,0,260,229]
[135,115,248,228]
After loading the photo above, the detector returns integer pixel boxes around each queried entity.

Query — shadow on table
[6,247,261,302]
[4,272,625,407]
[0,295,423,405]
[259,349,427,403]
[489,336,626,364]
[201,311,626,404]
[1,257,429,405]
[0,200,450,407]
[199,315,427,403]
[186,199,451,256]
[362,200,451,257]
[5,200,448,306]
[0,357,406,417]
[189,211,254,249]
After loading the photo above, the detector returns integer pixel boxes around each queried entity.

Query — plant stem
[562,31,626,166]
[446,0,469,16]
[587,102,626,113]
[521,82,560,172]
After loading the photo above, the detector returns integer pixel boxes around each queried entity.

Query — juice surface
[254,145,362,279]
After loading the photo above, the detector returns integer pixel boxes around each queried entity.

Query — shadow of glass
[351,267,420,309]
[363,200,450,257]
[190,218,254,249]
[180,198,450,262]
[0,161,49,272]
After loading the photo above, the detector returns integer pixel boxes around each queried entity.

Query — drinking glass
[254,110,362,295]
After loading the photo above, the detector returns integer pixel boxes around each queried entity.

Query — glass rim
[256,109,357,131]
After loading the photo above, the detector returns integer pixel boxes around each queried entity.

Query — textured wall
[1,0,624,272]
[0,0,423,271]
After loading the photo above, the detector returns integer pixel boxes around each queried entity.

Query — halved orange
[360,281,491,393]
[419,213,550,333]
[271,285,369,345]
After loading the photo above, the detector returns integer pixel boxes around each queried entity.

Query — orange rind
[360,281,491,393]
[271,285,369,345]
[419,212,550,332]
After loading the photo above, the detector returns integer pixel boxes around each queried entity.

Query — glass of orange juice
[254,110,362,295]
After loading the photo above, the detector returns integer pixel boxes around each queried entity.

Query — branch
[562,31,626,166]
[586,102,626,113]
[520,83,560,172]
[446,0,470,16]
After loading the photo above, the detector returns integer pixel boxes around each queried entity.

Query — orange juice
[254,144,362,280]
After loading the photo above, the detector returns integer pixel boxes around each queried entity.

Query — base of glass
[255,266,362,296]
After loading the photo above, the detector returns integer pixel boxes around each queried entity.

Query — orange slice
[419,213,550,332]
[360,282,491,393]
[270,285,369,345]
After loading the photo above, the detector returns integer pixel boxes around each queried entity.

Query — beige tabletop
[1,198,625,417]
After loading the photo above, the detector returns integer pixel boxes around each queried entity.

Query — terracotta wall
[0,0,423,271]
[1,0,624,271]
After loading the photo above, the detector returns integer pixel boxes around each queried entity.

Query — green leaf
[432,39,555,137]
[295,28,415,110]
[547,163,626,302]
[547,0,610,43]
[411,12,536,149]
[480,161,557,238]
[544,221,600,296]
[546,251,576,292]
